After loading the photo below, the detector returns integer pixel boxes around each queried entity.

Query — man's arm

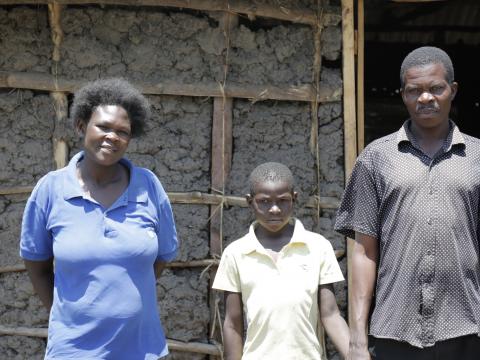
[347,232,378,360]
[319,283,350,358]
[24,258,54,312]
[223,291,244,360]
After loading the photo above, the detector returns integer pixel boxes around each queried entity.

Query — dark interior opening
[364,0,480,145]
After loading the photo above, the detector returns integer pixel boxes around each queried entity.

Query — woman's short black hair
[70,78,150,137]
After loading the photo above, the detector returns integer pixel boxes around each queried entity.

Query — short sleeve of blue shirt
[148,173,178,262]
[19,152,178,360]
[20,177,54,261]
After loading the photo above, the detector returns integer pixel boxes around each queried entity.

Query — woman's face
[79,105,131,167]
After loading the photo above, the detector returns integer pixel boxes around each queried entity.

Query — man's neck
[409,119,450,158]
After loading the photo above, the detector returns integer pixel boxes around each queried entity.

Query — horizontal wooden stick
[0,71,341,103]
[0,188,340,209]
[0,260,220,274]
[0,325,222,355]
[0,0,341,26]
[0,264,27,274]
[167,338,221,355]
[0,251,344,275]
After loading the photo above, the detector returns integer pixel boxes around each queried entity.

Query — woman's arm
[24,258,54,312]
[319,283,350,359]
[223,291,244,360]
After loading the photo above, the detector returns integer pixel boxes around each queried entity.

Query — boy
[213,162,349,359]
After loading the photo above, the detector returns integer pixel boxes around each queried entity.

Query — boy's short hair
[249,162,294,195]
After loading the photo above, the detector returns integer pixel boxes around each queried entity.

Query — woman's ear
[75,121,86,136]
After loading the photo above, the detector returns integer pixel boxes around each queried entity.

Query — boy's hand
[347,342,371,360]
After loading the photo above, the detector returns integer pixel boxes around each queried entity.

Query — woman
[20,78,178,359]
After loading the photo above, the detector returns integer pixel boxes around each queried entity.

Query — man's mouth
[416,106,438,114]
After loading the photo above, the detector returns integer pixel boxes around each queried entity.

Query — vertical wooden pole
[209,12,238,358]
[357,0,365,153]
[341,0,357,326]
[48,2,69,169]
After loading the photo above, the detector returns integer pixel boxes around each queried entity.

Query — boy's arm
[347,232,378,360]
[223,291,244,360]
[319,283,349,359]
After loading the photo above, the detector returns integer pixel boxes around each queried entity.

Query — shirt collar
[240,218,307,255]
[396,119,465,152]
[63,151,147,204]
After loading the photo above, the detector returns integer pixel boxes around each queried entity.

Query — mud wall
[0,2,345,359]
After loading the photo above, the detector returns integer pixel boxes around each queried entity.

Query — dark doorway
[364,0,480,145]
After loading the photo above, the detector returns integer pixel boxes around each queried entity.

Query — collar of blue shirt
[62,151,148,204]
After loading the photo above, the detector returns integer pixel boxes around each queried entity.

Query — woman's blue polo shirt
[20,152,178,359]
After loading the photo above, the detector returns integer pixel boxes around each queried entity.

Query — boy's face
[247,180,297,234]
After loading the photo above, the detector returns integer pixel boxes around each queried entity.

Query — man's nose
[418,91,434,103]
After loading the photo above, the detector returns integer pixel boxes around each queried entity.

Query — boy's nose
[269,204,281,214]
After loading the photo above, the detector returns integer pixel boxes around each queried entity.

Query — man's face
[401,63,457,130]
[247,180,297,234]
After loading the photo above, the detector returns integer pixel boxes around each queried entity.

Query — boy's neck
[255,222,295,252]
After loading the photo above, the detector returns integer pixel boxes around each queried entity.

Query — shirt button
[427,218,432,225]
[429,188,433,195]
[426,250,432,255]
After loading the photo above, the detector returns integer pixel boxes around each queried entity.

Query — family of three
[20,46,480,359]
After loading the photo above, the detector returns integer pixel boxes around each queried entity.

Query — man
[335,46,480,360]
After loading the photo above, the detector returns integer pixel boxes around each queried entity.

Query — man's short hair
[249,162,294,195]
[400,46,454,88]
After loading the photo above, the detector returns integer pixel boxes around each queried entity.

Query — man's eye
[430,86,445,94]
[406,88,421,96]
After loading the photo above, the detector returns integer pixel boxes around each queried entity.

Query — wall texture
[0,2,344,359]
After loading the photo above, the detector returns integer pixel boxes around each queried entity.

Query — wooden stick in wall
[0,325,222,355]
[0,0,341,27]
[208,12,237,358]
[48,2,69,169]
[341,0,357,327]
[357,0,365,153]
[0,187,341,210]
[0,71,342,104]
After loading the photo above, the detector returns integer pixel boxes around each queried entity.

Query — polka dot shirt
[335,120,480,348]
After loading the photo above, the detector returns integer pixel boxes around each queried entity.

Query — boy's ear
[292,191,298,202]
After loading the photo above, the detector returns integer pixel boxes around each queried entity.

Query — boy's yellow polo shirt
[213,219,344,360]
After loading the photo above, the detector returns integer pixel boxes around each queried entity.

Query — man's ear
[292,191,298,202]
[246,194,253,206]
[450,82,458,100]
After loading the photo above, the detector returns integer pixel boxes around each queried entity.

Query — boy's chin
[258,220,290,233]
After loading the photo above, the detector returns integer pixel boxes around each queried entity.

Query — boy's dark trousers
[370,334,480,360]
